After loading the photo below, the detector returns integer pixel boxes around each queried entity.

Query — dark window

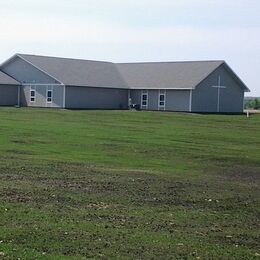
[47,90,52,103]
[160,95,165,101]
[142,94,148,106]
[30,90,35,102]
[159,94,165,107]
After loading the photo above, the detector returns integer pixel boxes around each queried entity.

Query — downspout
[189,89,193,112]
[17,85,21,107]
[63,85,66,108]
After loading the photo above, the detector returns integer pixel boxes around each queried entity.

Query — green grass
[0,107,259,259]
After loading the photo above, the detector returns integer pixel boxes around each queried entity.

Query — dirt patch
[214,165,260,183]
[0,162,258,211]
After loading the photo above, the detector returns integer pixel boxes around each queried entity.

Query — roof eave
[129,87,194,90]
[222,62,250,92]
[65,84,129,89]
[0,82,20,86]
[0,53,19,68]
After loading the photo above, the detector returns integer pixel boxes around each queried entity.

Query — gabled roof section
[0,70,20,85]
[0,54,249,92]
[116,61,225,89]
[222,62,250,92]
[17,54,128,89]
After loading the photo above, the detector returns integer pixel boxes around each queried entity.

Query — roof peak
[16,54,225,65]
[17,53,113,64]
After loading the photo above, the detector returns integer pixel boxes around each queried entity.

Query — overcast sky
[0,0,259,96]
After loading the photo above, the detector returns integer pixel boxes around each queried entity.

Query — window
[30,87,36,102]
[159,94,165,106]
[142,94,148,106]
[158,90,166,110]
[141,90,148,108]
[47,90,52,103]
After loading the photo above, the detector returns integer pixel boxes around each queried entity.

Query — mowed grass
[0,107,259,259]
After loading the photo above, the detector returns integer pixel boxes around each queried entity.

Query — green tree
[254,98,260,109]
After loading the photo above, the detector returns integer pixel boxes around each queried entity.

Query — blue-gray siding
[130,89,190,111]
[21,85,64,108]
[166,90,190,111]
[1,56,59,84]
[65,86,128,109]
[191,64,244,113]
[0,85,18,106]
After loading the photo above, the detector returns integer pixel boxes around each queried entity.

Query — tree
[254,98,260,110]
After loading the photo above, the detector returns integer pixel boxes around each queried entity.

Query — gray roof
[0,70,20,85]
[116,61,224,89]
[18,54,128,89]
[8,54,248,91]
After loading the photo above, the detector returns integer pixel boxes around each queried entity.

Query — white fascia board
[129,87,194,90]
[21,83,63,86]
[222,62,250,92]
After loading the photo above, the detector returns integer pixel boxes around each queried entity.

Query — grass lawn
[0,107,259,259]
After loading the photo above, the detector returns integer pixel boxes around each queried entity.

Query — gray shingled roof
[0,70,20,85]
[116,61,224,89]
[12,54,248,91]
[18,54,128,89]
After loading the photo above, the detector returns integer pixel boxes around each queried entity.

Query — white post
[189,89,193,112]
[63,85,66,108]
[128,89,131,109]
[217,76,220,113]
[247,110,250,118]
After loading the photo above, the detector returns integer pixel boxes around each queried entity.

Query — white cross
[212,76,226,113]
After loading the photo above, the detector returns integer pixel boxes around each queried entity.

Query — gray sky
[0,0,259,96]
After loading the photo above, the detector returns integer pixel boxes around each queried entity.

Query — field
[0,107,259,259]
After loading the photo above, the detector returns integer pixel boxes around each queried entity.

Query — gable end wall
[1,56,59,84]
[191,64,245,113]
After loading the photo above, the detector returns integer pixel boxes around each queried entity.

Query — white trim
[141,90,148,110]
[132,87,194,90]
[189,89,193,112]
[63,85,66,108]
[158,89,166,111]
[222,62,250,92]
[22,84,193,90]
[46,86,53,106]
[17,54,64,85]
[22,83,62,86]
[30,86,36,103]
